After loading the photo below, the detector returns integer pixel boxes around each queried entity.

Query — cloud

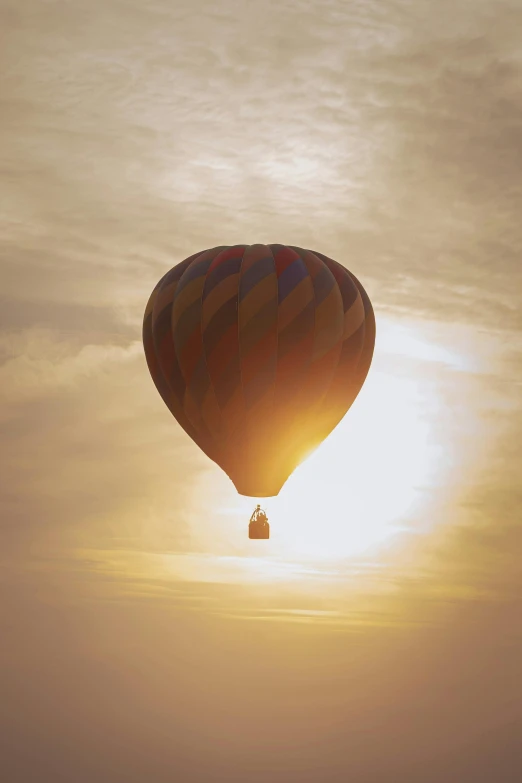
[2,0,521,330]
[0,329,141,404]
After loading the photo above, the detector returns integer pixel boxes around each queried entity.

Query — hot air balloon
[143,244,375,538]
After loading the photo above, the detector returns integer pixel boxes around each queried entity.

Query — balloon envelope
[143,244,375,497]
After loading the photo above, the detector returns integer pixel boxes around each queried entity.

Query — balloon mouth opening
[232,481,285,499]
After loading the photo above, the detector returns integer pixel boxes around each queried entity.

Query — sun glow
[266,368,440,559]
[197,317,465,564]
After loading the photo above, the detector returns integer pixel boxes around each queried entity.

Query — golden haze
[1,1,522,781]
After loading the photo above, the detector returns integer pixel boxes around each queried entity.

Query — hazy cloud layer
[2,0,522,327]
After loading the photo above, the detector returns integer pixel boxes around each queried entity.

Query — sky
[1,0,522,780]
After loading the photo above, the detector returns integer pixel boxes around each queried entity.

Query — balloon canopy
[143,244,375,497]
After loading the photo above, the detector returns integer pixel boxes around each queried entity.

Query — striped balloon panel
[289,247,344,410]
[151,253,198,402]
[152,258,199,404]
[201,246,246,436]
[342,264,376,408]
[143,270,215,461]
[310,252,374,442]
[143,275,183,422]
[151,252,219,459]
[171,247,226,441]
[149,254,197,409]
[238,244,278,415]
[270,245,316,410]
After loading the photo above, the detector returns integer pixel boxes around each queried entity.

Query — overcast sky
[1,1,522,781]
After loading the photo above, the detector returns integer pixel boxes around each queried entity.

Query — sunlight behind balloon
[267,368,440,559]
[208,316,463,564]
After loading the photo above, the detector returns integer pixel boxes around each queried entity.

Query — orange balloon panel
[143,245,375,497]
